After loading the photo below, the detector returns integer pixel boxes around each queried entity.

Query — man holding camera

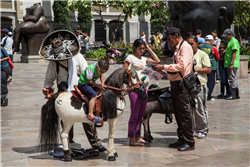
[153,27,195,151]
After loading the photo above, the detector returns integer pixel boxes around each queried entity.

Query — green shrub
[85,48,106,59]
[77,1,92,36]
[53,1,70,30]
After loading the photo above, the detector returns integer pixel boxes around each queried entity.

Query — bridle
[125,68,140,88]
[104,68,140,94]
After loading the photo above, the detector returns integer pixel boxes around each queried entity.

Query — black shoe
[169,141,182,148]
[69,140,75,143]
[178,144,195,151]
[94,145,107,152]
[236,88,240,99]
[226,88,236,100]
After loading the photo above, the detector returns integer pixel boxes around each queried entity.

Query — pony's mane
[102,68,126,121]
[104,68,126,89]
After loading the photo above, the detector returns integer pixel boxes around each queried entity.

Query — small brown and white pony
[39,68,138,161]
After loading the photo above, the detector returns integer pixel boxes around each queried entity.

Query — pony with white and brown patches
[39,68,139,161]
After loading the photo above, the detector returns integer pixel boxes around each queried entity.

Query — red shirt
[204,42,219,59]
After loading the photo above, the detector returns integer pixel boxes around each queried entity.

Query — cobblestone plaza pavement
[1,58,250,166]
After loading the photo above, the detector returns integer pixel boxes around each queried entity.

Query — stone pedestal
[236,55,249,78]
[160,56,173,79]
[21,33,48,63]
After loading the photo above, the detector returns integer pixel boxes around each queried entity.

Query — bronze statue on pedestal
[14,3,50,52]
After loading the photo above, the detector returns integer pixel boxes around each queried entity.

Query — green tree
[68,0,155,43]
[234,1,250,38]
[78,2,92,36]
[53,1,71,30]
[150,1,169,28]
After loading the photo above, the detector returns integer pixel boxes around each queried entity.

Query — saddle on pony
[72,85,103,126]
[148,84,173,124]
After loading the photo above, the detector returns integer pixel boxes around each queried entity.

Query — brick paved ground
[1,55,249,166]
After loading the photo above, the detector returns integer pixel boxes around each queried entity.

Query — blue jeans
[78,83,97,99]
[219,68,230,95]
[85,42,89,51]
[207,70,216,100]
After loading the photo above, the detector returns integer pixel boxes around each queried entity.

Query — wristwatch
[230,62,233,66]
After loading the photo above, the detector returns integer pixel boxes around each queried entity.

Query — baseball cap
[8,32,12,36]
[165,27,181,36]
[2,28,9,34]
[221,29,233,38]
[205,35,214,41]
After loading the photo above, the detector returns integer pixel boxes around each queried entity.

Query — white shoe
[7,76,12,82]
[197,133,206,139]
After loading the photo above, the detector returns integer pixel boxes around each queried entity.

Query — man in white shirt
[40,30,107,152]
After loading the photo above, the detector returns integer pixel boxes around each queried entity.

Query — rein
[105,86,125,91]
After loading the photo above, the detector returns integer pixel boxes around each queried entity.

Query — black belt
[168,71,177,74]
[170,80,183,84]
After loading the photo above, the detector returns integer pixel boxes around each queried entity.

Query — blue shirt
[197,37,205,44]
[1,47,9,70]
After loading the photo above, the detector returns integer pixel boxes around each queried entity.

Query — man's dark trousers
[171,81,195,147]
[207,70,216,100]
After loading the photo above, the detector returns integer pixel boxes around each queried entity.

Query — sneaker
[7,76,12,83]
[197,133,206,139]
[224,94,230,98]
[217,94,224,99]
[207,98,215,101]
[1,97,8,106]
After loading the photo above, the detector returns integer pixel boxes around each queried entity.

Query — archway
[1,17,13,32]
[0,17,13,39]
[109,20,123,43]
[94,20,106,42]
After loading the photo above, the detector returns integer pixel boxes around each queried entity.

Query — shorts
[78,83,97,99]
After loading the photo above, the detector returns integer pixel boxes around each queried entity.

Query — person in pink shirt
[153,27,195,151]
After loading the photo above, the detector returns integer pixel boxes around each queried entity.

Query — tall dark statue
[14,3,50,52]
[168,1,235,39]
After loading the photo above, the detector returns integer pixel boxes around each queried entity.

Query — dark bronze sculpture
[14,3,50,52]
[168,1,235,39]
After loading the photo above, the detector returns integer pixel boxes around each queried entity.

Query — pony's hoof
[114,152,118,157]
[144,136,152,143]
[61,156,72,161]
[108,156,116,161]
[149,135,154,140]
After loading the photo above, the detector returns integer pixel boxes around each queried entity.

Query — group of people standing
[131,26,241,151]
[140,31,163,46]
[194,28,240,101]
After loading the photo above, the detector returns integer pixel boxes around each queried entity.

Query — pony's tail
[38,93,60,153]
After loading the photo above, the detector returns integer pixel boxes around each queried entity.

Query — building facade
[1,0,151,44]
